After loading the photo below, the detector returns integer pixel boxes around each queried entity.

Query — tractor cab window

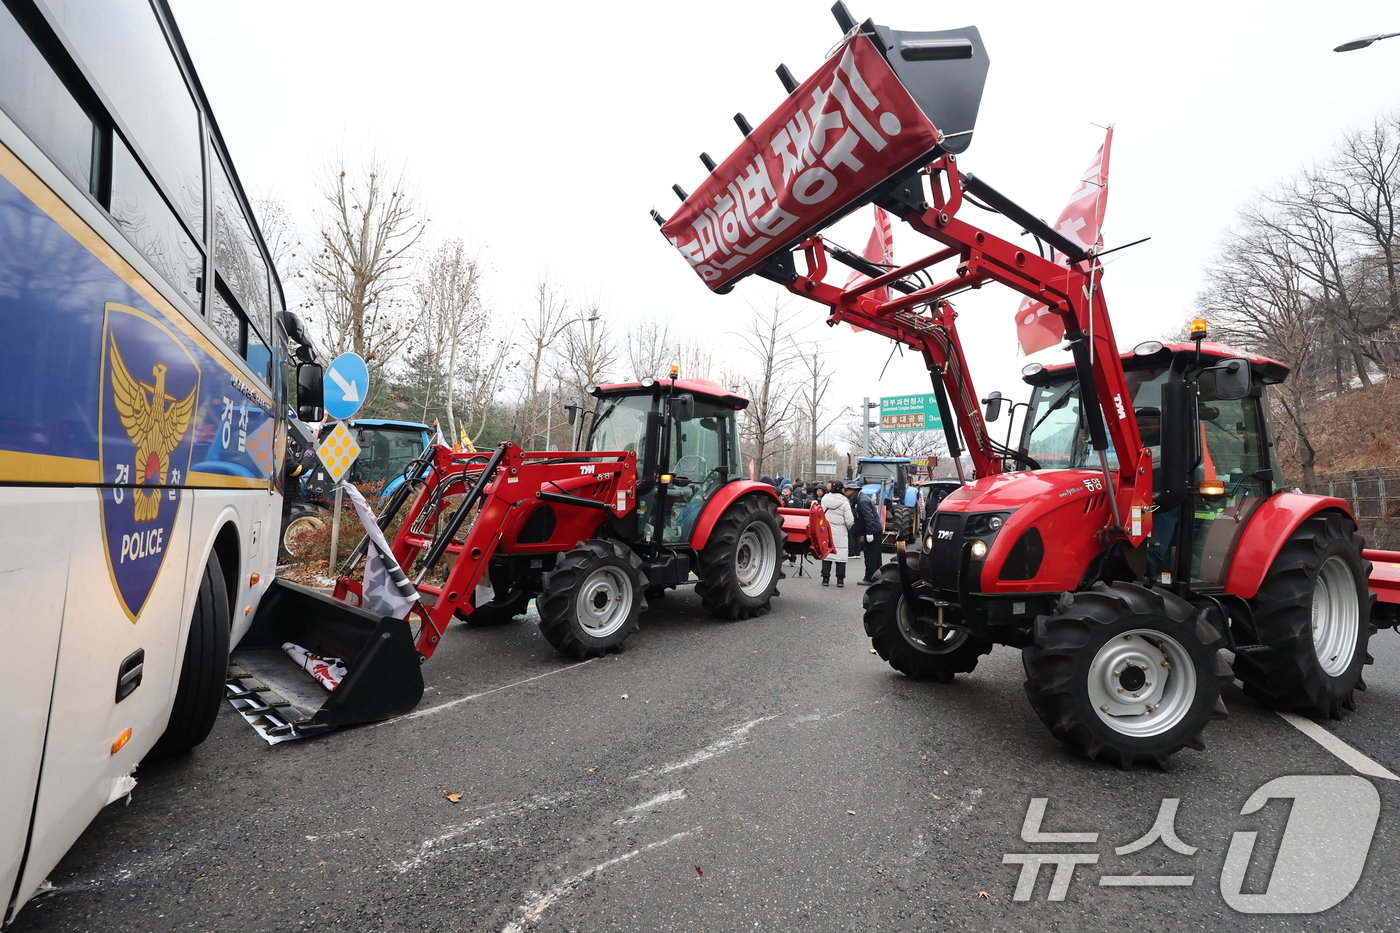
[662,402,732,543]
[351,426,426,489]
[1189,386,1271,584]
[589,394,653,456]
[1021,380,1088,469]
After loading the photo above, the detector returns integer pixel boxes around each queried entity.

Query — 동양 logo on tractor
[99,302,200,621]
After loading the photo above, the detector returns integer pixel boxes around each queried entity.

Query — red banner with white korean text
[662,35,941,292]
[1014,127,1114,354]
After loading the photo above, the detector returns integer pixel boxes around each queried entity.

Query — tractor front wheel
[462,586,533,628]
[695,497,784,620]
[537,540,645,659]
[863,560,992,681]
[1022,583,1229,768]
[1234,513,1373,719]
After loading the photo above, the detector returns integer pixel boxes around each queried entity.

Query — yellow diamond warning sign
[316,422,361,483]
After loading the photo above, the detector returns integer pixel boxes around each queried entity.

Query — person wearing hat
[843,480,883,584]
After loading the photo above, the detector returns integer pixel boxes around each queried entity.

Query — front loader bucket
[227,578,423,739]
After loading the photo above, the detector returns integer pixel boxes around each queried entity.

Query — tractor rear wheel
[1022,583,1229,768]
[280,503,327,563]
[885,502,915,545]
[863,560,991,681]
[538,540,645,659]
[1234,513,1373,719]
[695,497,784,620]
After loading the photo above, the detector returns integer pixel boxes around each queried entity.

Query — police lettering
[120,527,165,563]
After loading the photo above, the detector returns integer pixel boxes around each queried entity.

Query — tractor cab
[586,376,748,546]
[1016,337,1289,587]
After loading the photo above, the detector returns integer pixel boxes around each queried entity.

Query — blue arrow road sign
[324,352,369,420]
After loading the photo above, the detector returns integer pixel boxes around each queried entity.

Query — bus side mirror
[1207,359,1251,401]
[297,362,324,422]
[669,393,695,422]
[983,390,1005,422]
[1156,380,1191,510]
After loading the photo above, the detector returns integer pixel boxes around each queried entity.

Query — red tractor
[655,4,1400,766]
[232,374,832,738]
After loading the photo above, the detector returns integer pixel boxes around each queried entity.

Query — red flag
[844,205,895,302]
[1015,127,1114,354]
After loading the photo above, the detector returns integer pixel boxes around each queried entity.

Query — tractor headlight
[925,535,935,551]
[964,511,1012,537]
[969,539,988,559]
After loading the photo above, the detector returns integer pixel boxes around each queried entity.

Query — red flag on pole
[1015,127,1114,354]
[843,205,895,333]
[844,205,895,302]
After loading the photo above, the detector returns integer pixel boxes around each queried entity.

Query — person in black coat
[843,480,884,584]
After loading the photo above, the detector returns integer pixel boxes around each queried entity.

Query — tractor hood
[923,469,1115,595]
[937,468,1108,515]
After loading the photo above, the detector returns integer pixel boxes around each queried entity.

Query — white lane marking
[390,792,576,873]
[614,789,688,825]
[629,716,777,780]
[631,789,687,811]
[393,659,598,723]
[500,828,698,933]
[1275,711,1400,782]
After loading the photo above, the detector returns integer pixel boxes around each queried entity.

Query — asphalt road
[12,561,1400,932]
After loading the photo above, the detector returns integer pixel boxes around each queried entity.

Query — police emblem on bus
[99,303,201,621]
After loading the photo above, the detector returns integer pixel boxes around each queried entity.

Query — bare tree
[412,240,489,439]
[733,300,800,477]
[1199,218,1324,487]
[551,306,616,447]
[624,321,715,381]
[307,156,427,385]
[793,347,848,479]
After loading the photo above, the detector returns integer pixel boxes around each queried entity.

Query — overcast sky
[169,0,1400,453]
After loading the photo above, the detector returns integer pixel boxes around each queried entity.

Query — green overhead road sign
[880,393,943,432]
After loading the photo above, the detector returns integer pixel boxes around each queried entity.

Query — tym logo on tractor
[654,3,1400,767]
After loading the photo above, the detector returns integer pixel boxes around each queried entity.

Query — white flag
[342,483,420,618]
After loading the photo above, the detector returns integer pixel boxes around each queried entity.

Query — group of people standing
[761,475,883,588]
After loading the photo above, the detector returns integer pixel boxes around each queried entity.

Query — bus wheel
[150,551,232,757]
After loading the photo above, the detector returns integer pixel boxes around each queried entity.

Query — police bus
[0,0,320,922]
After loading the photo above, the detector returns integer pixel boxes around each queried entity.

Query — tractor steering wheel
[672,455,709,482]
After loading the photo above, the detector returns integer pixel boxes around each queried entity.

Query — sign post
[879,394,943,432]
[321,353,370,568]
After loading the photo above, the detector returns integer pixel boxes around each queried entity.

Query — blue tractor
[854,457,920,547]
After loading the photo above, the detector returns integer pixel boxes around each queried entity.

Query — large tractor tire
[150,551,232,758]
[538,539,645,659]
[280,503,327,563]
[1022,583,1229,768]
[863,559,992,681]
[695,497,784,620]
[885,501,915,545]
[1234,512,1374,719]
